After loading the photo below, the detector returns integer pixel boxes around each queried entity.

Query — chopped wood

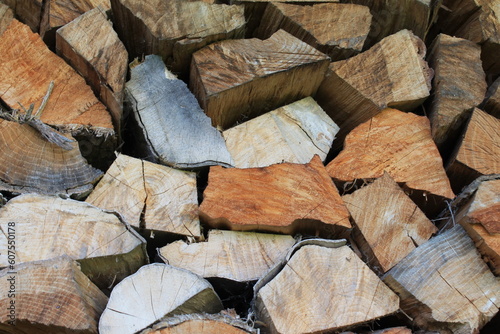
[125,55,233,168]
[0,256,108,334]
[158,230,296,282]
[0,3,13,35]
[370,327,412,334]
[99,263,223,334]
[426,34,487,154]
[86,154,201,237]
[200,155,351,238]
[482,77,500,118]
[383,225,500,333]
[222,97,339,168]
[190,29,330,129]
[255,2,371,61]
[316,29,432,149]
[0,193,148,290]
[342,172,437,274]
[255,242,399,334]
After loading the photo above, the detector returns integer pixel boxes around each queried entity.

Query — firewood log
[482,77,500,118]
[0,3,12,34]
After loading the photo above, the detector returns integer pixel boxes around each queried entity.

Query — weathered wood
[0,256,108,334]
[0,193,148,290]
[383,225,500,333]
[0,3,13,35]
[110,0,245,75]
[482,77,500,118]
[158,230,295,282]
[316,29,432,150]
[370,327,412,334]
[86,154,201,237]
[342,172,437,274]
[99,263,223,334]
[256,2,371,61]
[200,155,351,238]
[222,97,339,168]
[426,34,487,154]
[190,29,330,129]
[126,55,233,168]
[255,242,399,334]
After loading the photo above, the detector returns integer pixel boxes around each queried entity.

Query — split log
[255,2,372,61]
[125,55,233,168]
[190,29,330,129]
[426,34,487,154]
[255,240,399,334]
[0,3,13,34]
[56,7,128,132]
[86,154,201,237]
[222,97,339,168]
[200,155,351,238]
[110,0,245,76]
[482,77,500,118]
[446,108,500,193]
[369,328,412,334]
[0,193,148,290]
[0,256,108,334]
[342,172,437,274]
[383,225,500,333]
[316,29,432,150]
[326,108,455,216]
[158,230,296,282]
[99,263,223,334]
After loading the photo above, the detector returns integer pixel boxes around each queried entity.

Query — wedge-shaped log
[126,55,233,168]
[255,240,399,334]
[482,77,500,118]
[383,225,500,334]
[0,256,108,334]
[316,29,432,149]
[256,2,371,61]
[99,263,223,334]
[0,194,147,290]
[342,172,437,274]
[87,154,201,237]
[190,29,330,129]
[222,97,339,168]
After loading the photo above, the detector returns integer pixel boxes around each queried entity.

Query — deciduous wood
[383,225,500,333]
[482,77,500,118]
[190,29,330,129]
[126,55,233,168]
[222,97,339,168]
[200,155,351,238]
[99,263,223,334]
[0,3,13,35]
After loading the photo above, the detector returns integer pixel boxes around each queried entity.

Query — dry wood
[159,230,295,282]
[222,97,339,168]
[86,154,201,237]
[99,263,223,334]
[383,225,500,333]
[370,328,412,334]
[190,29,330,129]
[426,34,487,154]
[342,172,437,274]
[482,77,500,118]
[256,2,371,61]
[0,256,108,334]
[125,55,233,168]
[200,155,351,238]
[0,3,13,35]
[316,29,432,149]
[255,242,399,334]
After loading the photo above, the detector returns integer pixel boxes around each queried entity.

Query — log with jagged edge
[326,108,455,217]
[0,193,148,290]
[342,172,437,274]
[446,108,500,193]
[316,29,432,150]
[190,29,330,130]
[200,155,351,238]
[110,0,245,76]
[0,256,108,334]
[255,2,372,61]
[254,240,400,334]
[86,154,202,237]
[222,97,339,168]
[426,34,487,155]
[56,7,128,133]
[99,263,224,334]
[383,225,500,333]
[482,77,500,118]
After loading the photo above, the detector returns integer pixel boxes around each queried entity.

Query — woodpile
[0,1,499,334]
